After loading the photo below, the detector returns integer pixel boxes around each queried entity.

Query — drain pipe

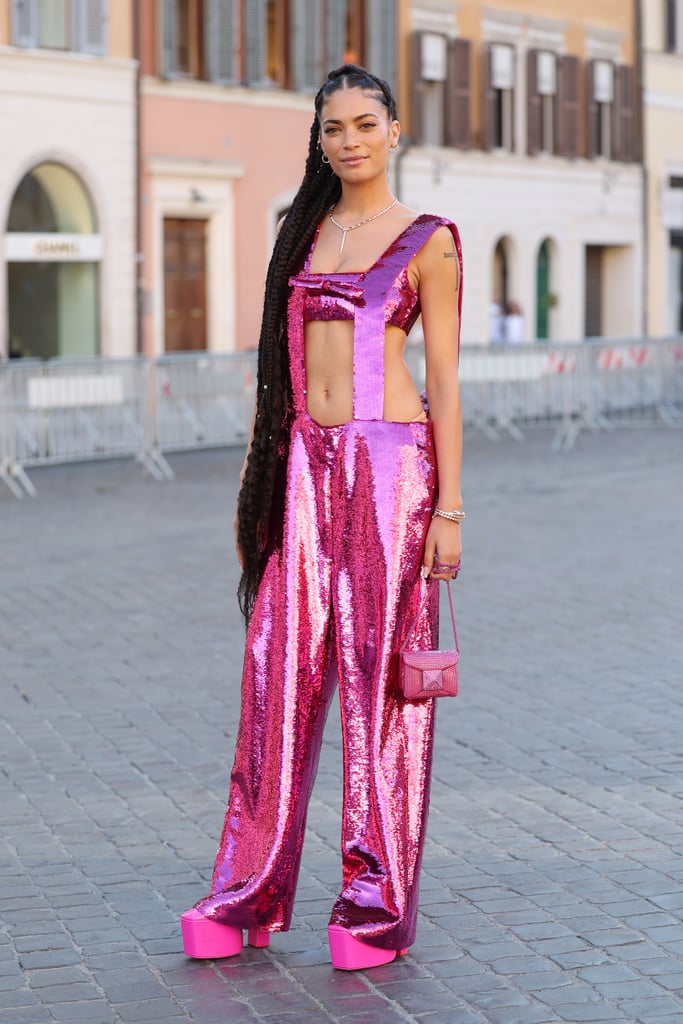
[134,3,143,355]
[394,135,413,204]
[634,0,648,338]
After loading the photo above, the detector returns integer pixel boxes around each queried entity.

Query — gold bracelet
[433,507,466,523]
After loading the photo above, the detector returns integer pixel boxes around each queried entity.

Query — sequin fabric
[194,215,463,952]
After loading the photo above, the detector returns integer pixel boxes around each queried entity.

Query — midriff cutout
[304,320,425,426]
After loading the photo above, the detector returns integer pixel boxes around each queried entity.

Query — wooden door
[163,218,207,351]
[584,246,603,339]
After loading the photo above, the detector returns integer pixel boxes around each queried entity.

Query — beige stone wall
[0,50,137,357]
[108,0,134,58]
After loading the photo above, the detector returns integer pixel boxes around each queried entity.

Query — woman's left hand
[422,517,462,580]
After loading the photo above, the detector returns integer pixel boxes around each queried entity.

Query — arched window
[6,162,100,360]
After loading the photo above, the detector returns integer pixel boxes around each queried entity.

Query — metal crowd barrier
[406,336,683,450]
[152,352,256,457]
[0,357,166,496]
[0,341,681,496]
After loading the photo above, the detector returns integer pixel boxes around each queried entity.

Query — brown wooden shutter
[556,55,580,158]
[527,49,541,155]
[446,37,471,148]
[614,64,636,162]
[410,31,425,145]
[482,44,496,151]
[586,59,598,159]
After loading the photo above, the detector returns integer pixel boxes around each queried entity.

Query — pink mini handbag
[399,580,459,699]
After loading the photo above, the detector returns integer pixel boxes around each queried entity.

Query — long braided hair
[237,64,398,621]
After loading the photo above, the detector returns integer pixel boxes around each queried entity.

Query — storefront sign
[4,233,103,261]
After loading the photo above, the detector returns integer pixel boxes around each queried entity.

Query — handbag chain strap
[407,579,458,651]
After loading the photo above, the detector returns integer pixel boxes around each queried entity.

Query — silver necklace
[328,197,399,254]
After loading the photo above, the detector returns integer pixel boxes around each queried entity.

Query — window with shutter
[613,64,636,163]
[291,0,323,92]
[12,0,38,47]
[410,31,425,145]
[243,0,266,84]
[588,59,614,159]
[365,0,396,90]
[541,53,556,151]
[72,0,106,56]
[205,0,238,84]
[446,37,471,149]
[413,32,447,146]
[485,43,514,151]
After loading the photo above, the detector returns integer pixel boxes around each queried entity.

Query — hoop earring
[321,153,330,164]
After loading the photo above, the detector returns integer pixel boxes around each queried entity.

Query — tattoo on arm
[442,234,460,291]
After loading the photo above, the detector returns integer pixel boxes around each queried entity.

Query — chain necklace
[328,197,399,255]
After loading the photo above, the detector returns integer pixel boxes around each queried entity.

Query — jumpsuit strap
[352,216,456,420]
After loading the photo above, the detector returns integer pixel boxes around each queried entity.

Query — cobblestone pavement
[1,426,683,1024]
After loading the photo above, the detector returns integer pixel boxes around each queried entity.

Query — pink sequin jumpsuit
[195,215,463,951]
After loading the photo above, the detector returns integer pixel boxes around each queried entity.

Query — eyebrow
[322,113,381,126]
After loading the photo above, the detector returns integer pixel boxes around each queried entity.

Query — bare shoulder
[421,224,457,258]
[414,224,459,286]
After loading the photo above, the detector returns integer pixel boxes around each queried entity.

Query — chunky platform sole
[180,909,270,958]
[328,924,408,970]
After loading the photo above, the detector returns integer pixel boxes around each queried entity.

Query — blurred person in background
[181,64,463,971]
[504,301,525,343]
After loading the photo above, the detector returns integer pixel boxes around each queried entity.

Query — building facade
[643,0,683,336]
[3,1,678,360]
[399,0,643,343]
[138,0,396,356]
[0,0,137,360]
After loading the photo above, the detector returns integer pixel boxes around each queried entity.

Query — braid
[237,64,398,622]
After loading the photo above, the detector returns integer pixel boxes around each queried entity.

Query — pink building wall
[140,91,314,354]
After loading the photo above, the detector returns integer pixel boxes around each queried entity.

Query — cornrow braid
[237,64,398,622]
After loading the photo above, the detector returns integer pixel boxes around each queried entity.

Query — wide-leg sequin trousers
[194,411,439,951]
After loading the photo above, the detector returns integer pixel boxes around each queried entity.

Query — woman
[181,65,463,971]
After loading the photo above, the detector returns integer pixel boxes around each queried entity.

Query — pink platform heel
[181,909,243,958]
[180,911,272,959]
[247,927,271,947]
[328,924,408,970]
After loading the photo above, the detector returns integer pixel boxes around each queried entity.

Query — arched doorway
[490,237,511,343]
[493,238,509,308]
[536,239,552,340]
[6,162,100,359]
